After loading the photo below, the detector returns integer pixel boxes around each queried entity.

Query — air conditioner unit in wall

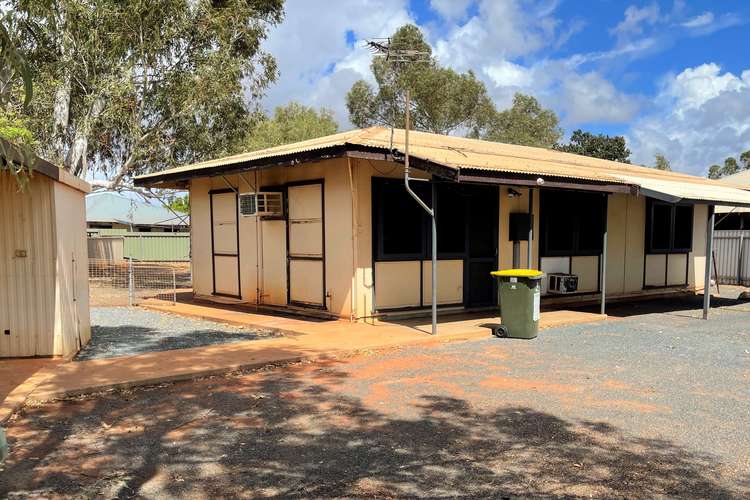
[239,192,283,217]
[547,273,579,294]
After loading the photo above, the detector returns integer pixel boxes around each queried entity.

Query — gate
[713,230,750,286]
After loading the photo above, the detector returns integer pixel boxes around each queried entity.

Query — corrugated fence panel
[0,173,57,357]
[713,230,750,286]
[121,234,190,261]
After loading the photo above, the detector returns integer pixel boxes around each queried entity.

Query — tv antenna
[365,37,438,335]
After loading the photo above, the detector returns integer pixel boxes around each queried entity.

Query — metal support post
[527,189,533,268]
[173,267,177,305]
[128,257,134,307]
[703,205,715,319]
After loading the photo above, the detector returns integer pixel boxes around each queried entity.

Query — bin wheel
[492,325,509,338]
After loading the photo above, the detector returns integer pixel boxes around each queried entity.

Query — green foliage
[722,157,739,176]
[707,164,722,179]
[0,110,35,145]
[555,129,631,163]
[740,150,750,170]
[707,151,750,179]
[476,93,562,148]
[0,11,32,106]
[167,194,190,214]
[8,0,284,187]
[244,102,338,151]
[654,154,671,171]
[346,24,496,135]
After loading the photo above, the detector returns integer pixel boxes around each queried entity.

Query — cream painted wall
[53,181,91,356]
[187,156,715,321]
[188,158,355,318]
[689,204,708,289]
[1,172,89,358]
[499,187,539,270]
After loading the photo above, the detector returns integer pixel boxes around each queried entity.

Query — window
[373,178,430,259]
[646,200,693,253]
[540,190,606,257]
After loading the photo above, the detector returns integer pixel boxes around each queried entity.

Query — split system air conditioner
[239,192,284,217]
[547,273,579,294]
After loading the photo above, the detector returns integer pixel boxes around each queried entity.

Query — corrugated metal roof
[86,192,189,226]
[135,126,750,206]
[719,169,750,189]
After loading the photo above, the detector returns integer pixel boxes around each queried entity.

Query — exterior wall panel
[53,181,91,355]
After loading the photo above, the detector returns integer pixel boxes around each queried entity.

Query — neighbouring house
[86,191,189,234]
[716,170,750,230]
[134,127,750,320]
[1,140,91,357]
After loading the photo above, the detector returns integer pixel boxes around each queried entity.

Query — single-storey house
[86,191,189,234]
[1,140,91,357]
[134,127,750,321]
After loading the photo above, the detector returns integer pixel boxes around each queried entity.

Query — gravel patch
[75,307,278,361]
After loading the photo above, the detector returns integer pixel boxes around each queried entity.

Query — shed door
[287,182,325,308]
[210,190,240,297]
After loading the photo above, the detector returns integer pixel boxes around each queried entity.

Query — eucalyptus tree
[8,0,284,189]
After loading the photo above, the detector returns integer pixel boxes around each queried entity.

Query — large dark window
[646,200,693,253]
[373,179,497,261]
[540,190,606,257]
[373,178,429,259]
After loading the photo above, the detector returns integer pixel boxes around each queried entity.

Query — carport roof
[134,127,750,207]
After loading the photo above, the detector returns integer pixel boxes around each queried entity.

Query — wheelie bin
[490,269,544,339]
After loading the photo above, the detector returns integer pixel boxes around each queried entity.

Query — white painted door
[287,183,325,307]
[210,191,240,297]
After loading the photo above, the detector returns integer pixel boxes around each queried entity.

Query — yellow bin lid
[491,269,544,279]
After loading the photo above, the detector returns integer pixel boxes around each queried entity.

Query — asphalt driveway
[2,295,749,497]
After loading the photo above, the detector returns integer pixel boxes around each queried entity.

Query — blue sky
[260,1,750,175]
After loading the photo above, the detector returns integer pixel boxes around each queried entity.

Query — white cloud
[610,3,661,44]
[429,0,473,21]
[681,11,714,28]
[628,64,750,175]
[483,60,533,88]
[259,0,413,127]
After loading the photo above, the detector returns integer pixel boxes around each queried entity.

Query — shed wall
[0,173,57,357]
[53,181,91,355]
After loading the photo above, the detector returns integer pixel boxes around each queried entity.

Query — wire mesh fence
[88,259,192,306]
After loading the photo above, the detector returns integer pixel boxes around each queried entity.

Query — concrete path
[25,302,606,403]
[0,359,62,424]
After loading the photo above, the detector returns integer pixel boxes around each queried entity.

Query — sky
[258,0,750,177]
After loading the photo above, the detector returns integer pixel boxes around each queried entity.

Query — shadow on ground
[562,291,750,319]
[2,360,746,498]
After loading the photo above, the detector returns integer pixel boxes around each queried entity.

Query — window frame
[645,199,694,254]
[540,189,607,258]
[372,177,430,261]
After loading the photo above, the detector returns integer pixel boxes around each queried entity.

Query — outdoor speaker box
[509,213,532,241]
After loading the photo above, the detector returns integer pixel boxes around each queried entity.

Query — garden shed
[0,141,91,357]
[135,127,750,321]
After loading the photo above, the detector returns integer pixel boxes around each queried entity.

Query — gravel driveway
[75,307,278,361]
[3,295,750,497]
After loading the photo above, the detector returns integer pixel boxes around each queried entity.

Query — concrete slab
[25,301,606,404]
[0,358,62,424]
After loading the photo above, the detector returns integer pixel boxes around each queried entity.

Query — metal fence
[713,230,750,286]
[88,258,192,306]
[87,231,190,262]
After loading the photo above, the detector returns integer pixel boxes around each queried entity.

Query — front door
[465,186,498,307]
[210,190,241,298]
[286,181,326,308]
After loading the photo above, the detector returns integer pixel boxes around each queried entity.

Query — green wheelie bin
[490,269,544,339]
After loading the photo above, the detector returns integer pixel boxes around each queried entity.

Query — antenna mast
[366,38,438,336]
